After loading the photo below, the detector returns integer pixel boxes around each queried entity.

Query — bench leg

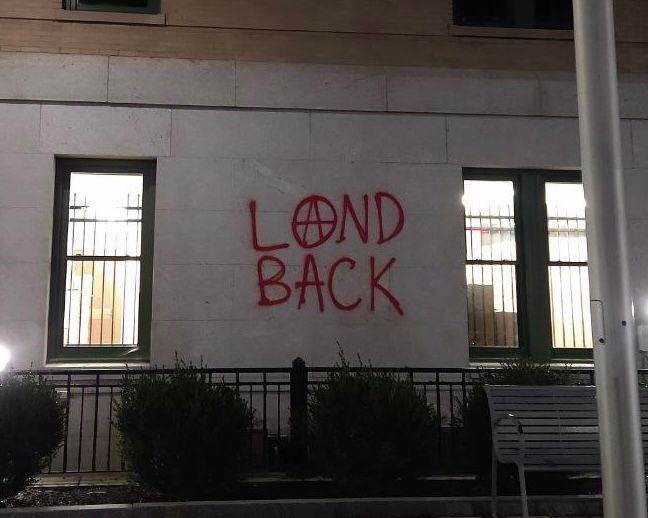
[491,453,498,518]
[516,462,529,518]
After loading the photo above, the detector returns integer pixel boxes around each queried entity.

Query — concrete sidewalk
[0,495,604,517]
[23,474,603,517]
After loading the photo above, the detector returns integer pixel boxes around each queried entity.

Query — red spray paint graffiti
[291,195,338,249]
[250,193,405,315]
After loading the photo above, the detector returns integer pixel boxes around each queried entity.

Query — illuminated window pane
[546,182,593,349]
[63,173,143,347]
[464,180,518,347]
[546,183,587,263]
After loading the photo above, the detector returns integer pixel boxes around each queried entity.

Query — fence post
[289,357,308,472]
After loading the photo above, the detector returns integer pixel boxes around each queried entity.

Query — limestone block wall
[2,0,648,74]
[0,53,647,369]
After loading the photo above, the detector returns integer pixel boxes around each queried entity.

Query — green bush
[308,354,438,493]
[460,359,572,477]
[0,374,65,501]
[114,360,253,499]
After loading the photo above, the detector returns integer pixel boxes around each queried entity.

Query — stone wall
[1,53,647,368]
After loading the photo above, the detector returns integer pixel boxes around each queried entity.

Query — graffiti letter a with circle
[291,195,338,249]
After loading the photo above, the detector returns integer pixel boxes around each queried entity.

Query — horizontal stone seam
[3,97,648,123]
[0,98,591,118]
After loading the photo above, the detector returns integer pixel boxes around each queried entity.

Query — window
[47,159,155,363]
[454,0,573,30]
[463,170,592,360]
[64,0,160,14]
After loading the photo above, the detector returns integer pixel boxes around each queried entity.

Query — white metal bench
[485,384,648,518]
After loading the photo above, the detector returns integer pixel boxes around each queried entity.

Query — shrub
[308,354,438,493]
[460,359,572,478]
[0,374,65,501]
[114,360,253,499]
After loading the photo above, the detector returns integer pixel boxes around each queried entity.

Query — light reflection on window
[546,182,592,349]
[63,173,143,347]
[464,180,518,348]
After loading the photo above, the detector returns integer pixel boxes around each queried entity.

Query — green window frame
[64,0,160,14]
[464,169,592,362]
[47,159,155,364]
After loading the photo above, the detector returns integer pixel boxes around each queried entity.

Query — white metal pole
[572,1,647,516]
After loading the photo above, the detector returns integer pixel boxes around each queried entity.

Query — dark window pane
[69,0,158,13]
[454,0,513,27]
[535,0,573,29]
[455,0,572,29]
[78,0,148,6]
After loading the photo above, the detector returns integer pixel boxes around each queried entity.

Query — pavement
[26,474,604,517]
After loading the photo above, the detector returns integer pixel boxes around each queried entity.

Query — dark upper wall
[0,0,647,72]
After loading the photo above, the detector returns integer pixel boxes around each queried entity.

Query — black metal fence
[16,362,600,475]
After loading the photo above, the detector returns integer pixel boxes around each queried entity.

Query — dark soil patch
[2,485,169,508]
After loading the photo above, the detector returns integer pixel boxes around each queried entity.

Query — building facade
[1,0,648,370]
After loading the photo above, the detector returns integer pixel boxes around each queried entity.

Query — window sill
[44,361,150,369]
[56,9,165,25]
[469,360,594,369]
[449,24,573,40]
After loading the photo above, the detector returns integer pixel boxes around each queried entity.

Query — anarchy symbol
[291,195,338,249]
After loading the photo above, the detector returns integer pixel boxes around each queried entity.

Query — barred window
[464,180,518,348]
[463,171,592,360]
[48,159,155,363]
[546,183,592,349]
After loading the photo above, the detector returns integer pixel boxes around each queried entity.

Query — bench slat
[524,465,601,472]
[493,418,601,425]
[495,433,601,441]
[498,448,600,455]
[491,404,598,411]
[492,397,597,404]
[492,411,600,419]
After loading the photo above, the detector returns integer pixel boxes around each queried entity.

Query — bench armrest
[494,413,523,433]
[493,413,526,462]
